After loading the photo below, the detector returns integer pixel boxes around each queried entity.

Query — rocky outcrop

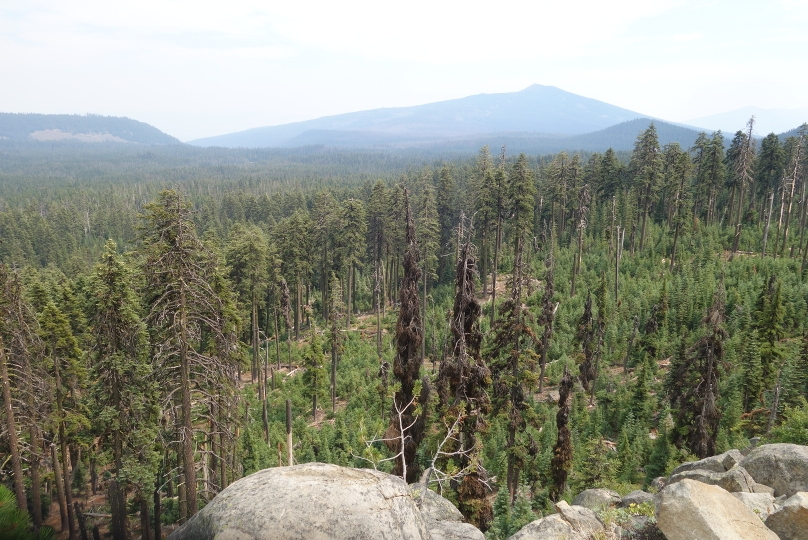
[742,443,808,498]
[168,463,434,540]
[764,492,808,540]
[509,501,604,540]
[655,479,779,540]
[572,488,621,511]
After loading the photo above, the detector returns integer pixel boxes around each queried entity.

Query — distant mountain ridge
[686,106,808,137]
[375,118,708,155]
[0,113,181,145]
[188,84,650,148]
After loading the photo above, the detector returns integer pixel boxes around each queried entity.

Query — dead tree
[385,189,429,483]
[550,368,573,501]
[436,215,493,530]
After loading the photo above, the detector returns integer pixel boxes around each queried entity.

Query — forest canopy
[1,120,807,539]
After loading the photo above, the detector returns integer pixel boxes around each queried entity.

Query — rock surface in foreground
[655,479,779,540]
[764,492,808,540]
[167,463,432,540]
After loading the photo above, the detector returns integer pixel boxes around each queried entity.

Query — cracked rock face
[167,463,432,540]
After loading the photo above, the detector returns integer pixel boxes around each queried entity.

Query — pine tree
[474,147,496,297]
[436,165,457,283]
[537,251,556,395]
[667,286,727,458]
[328,275,345,414]
[89,240,158,539]
[339,199,367,328]
[139,190,238,520]
[226,223,270,385]
[417,180,439,363]
[753,275,785,388]
[39,296,86,540]
[629,123,663,252]
[730,118,756,257]
[303,329,327,421]
[487,225,537,504]
[740,329,764,413]
[577,292,596,391]
[0,264,47,520]
[597,148,624,199]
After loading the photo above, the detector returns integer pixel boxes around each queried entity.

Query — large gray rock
[554,501,603,537]
[670,449,744,476]
[167,463,432,540]
[429,521,486,540]
[732,492,778,521]
[411,485,464,523]
[508,514,578,540]
[572,488,621,511]
[620,490,654,507]
[742,443,808,498]
[668,466,755,493]
[508,502,603,540]
[765,492,808,540]
[655,479,779,540]
[409,486,484,540]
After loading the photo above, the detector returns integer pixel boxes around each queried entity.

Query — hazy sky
[2,0,807,141]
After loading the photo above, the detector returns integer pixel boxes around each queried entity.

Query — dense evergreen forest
[1,119,808,539]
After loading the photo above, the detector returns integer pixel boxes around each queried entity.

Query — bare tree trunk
[331,345,337,414]
[286,399,293,466]
[180,290,197,518]
[52,443,69,535]
[375,260,382,360]
[762,191,774,256]
[139,498,152,540]
[422,260,427,363]
[153,474,162,540]
[639,184,651,252]
[490,217,502,328]
[251,294,258,383]
[274,305,281,371]
[30,427,43,530]
[0,344,26,512]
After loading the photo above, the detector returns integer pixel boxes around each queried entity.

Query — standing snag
[436,217,492,529]
[385,189,429,483]
[550,367,573,501]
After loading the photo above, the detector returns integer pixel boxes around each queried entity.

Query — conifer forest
[2,120,808,539]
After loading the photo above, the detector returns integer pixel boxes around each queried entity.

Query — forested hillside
[1,119,808,539]
[0,113,181,145]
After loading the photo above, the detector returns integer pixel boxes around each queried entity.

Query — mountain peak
[189,86,647,148]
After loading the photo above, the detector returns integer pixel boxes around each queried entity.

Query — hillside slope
[0,113,181,144]
[188,84,648,148]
